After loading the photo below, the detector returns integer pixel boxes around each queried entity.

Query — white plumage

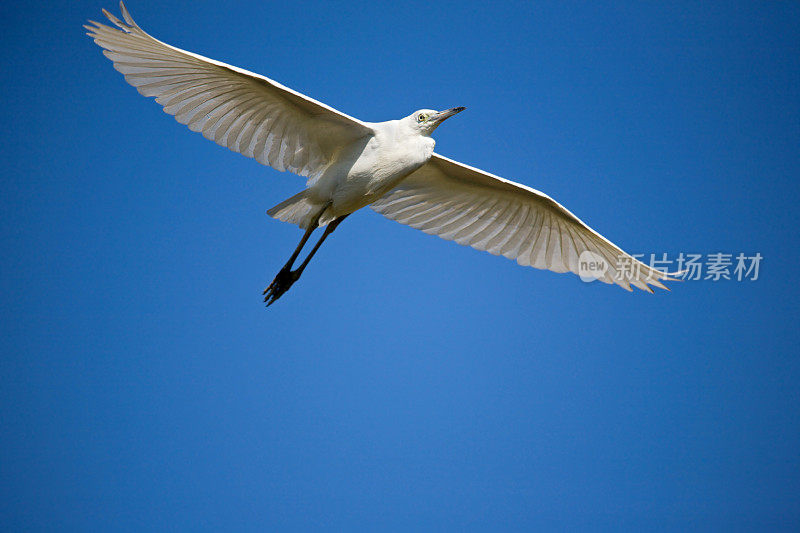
[87,2,678,303]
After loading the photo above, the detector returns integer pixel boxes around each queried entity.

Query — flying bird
[86,2,679,305]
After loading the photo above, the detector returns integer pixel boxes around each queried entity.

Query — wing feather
[371,153,679,291]
[86,2,372,179]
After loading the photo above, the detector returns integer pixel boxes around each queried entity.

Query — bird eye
[417,113,427,122]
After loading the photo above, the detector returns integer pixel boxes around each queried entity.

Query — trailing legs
[263,208,349,306]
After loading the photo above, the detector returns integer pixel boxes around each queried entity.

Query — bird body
[301,115,438,227]
[86,3,681,305]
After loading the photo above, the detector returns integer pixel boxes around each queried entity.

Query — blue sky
[2,0,799,530]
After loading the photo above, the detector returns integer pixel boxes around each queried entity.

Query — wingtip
[119,1,137,28]
[102,6,129,31]
[648,277,668,291]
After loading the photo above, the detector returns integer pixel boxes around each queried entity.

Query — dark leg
[262,205,327,304]
[292,214,349,277]
[279,222,316,273]
[263,213,349,306]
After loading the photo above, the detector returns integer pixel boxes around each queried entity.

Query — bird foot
[263,267,302,306]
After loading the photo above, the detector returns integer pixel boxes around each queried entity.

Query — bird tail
[267,190,332,229]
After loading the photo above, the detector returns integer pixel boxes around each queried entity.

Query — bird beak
[434,107,466,124]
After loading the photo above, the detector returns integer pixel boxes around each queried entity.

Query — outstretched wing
[371,153,679,292]
[86,2,372,179]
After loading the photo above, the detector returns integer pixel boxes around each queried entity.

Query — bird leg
[263,213,349,306]
[292,214,349,275]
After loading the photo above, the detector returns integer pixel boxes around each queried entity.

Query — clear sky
[2,0,799,530]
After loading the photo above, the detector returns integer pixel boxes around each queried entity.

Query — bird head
[408,107,466,135]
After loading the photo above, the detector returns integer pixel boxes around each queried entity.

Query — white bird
[86,3,679,305]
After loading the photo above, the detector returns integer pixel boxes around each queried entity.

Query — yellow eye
[417,113,427,123]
